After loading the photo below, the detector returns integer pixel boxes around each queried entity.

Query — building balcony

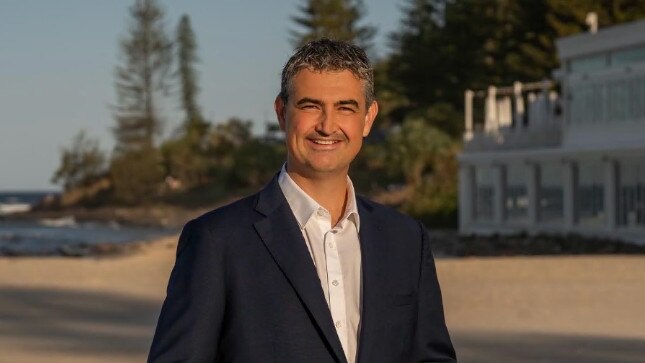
[462,80,562,153]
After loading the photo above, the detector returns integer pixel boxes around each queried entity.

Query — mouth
[310,139,341,145]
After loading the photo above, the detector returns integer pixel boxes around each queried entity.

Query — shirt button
[317,209,325,217]
[328,242,335,249]
[335,321,342,329]
[331,229,338,234]
[332,280,339,286]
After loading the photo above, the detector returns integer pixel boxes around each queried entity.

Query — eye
[338,106,356,113]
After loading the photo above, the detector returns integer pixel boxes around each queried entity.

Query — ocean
[0,191,54,205]
[0,191,175,256]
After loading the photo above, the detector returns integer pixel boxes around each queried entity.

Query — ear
[362,100,379,137]
[274,96,287,131]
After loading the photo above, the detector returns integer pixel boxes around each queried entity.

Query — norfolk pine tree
[291,0,376,49]
[176,15,207,133]
[111,0,172,204]
[162,14,210,188]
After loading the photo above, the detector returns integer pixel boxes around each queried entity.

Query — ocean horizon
[0,190,59,205]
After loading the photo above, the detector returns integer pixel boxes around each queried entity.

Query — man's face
[275,68,378,179]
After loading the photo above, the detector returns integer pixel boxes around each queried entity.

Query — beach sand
[1,236,644,363]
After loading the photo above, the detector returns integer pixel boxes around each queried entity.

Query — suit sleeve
[148,219,226,363]
[413,222,457,362]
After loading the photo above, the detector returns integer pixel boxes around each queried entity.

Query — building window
[611,45,645,67]
[628,78,643,120]
[618,159,645,228]
[608,80,629,121]
[505,163,528,223]
[591,83,606,123]
[474,166,494,222]
[569,54,608,73]
[569,84,593,124]
[570,77,645,125]
[576,161,605,227]
[539,162,564,223]
[570,82,605,124]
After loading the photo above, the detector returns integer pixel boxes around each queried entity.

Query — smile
[310,139,340,145]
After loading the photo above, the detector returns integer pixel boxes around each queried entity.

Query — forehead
[290,68,365,99]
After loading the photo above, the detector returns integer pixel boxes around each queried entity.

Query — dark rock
[429,230,645,257]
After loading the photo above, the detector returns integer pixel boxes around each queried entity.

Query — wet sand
[0,236,644,363]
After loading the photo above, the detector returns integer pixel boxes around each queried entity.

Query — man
[148,38,456,363]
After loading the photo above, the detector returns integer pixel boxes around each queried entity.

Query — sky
[0,0,403,191]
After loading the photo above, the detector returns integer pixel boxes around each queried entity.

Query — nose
[315,110,337,136]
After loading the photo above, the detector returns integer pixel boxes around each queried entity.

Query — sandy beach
[1,236,644,363]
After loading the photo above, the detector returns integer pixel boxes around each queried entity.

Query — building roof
[556,19,645,60]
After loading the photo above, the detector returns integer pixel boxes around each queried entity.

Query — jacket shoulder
[357,195,423,233]
[189,192,260,233]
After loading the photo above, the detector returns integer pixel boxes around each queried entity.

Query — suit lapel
[253,177,348,363]
[356,198,387,363]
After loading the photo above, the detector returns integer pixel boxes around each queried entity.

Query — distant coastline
[0,191,58,203]
[0,191,59,216]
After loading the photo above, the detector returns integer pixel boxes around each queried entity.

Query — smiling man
[148,39,456,363]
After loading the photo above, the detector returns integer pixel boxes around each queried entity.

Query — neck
[286,169,349,226]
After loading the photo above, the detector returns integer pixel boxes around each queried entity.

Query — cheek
[290,120,315,140]
[344,121,367,140]
[285,123,309,150]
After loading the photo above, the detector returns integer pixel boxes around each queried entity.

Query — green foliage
[229,140,286,189]
[206,118,253,178]
[201,118,286,189]
[109,146,165,204]
[350,140,396,195]
[161,133,210,189]
[403,184,459,228]
[371,59,408,129]
[352,117,459,226]
[209,117,253,148]
[160,117,285,203]
[547,0,645,36]
[385,118,453,188]
[291,0,376,49]
[205,118,268,187]
[113,0,172,153]
[392,118,459,227]
[51,131,106,191]
[387,0,451,110]
[400,143,459,228]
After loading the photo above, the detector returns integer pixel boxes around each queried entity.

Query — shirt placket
[317,210,349,359]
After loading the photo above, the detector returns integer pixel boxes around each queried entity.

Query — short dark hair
[279,38,374,107]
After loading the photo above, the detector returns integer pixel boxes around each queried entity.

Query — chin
[308,164,348,176]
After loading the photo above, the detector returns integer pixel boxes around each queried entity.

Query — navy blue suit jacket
[148,176,456,362]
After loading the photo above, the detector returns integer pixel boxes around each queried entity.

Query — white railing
[463,80,562,152]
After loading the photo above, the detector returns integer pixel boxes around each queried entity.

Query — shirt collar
[278,164,360,231]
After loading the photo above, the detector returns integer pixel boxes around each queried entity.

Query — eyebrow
[295,98,359,108]
[296,97,323,106]
[336,99,359,108]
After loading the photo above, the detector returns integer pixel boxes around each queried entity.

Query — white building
[458,19,645,243]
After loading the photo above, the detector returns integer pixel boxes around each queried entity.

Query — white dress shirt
[278,166,362,363]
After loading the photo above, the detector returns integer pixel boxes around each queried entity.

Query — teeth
[312,140,337,145]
